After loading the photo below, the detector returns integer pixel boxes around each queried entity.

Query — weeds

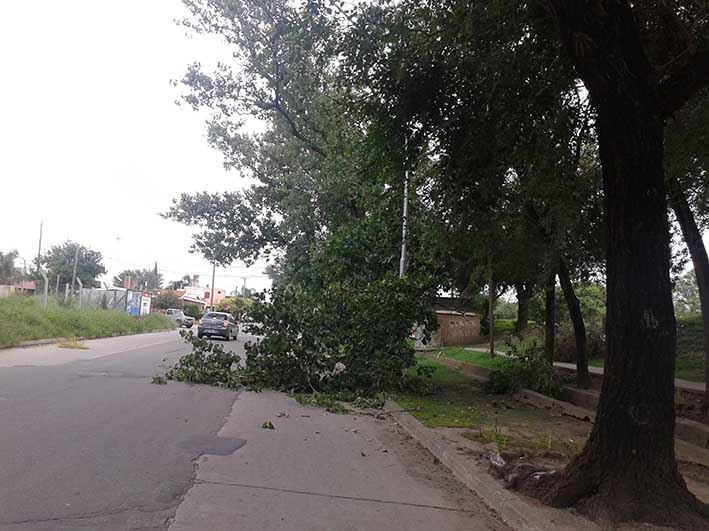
[0,296,175,348]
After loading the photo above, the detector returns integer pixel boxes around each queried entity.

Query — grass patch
[393,357,587,459]
[588,355,704,382]
[463,428,582,458]
[0,296,175,348]
[494,319,516,334]
[404,355,471,385]
[436,347,509,370]
[394,356,540,429]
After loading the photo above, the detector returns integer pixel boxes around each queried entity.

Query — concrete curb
[0,328,176,351]
[384,400,599,531]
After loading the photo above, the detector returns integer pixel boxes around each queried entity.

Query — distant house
[415,297,481,349]
[14,281,36,293]
[202,286,227,307]
[154,280,227,311]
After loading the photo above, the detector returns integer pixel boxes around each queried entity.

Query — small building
[415,297,481,349]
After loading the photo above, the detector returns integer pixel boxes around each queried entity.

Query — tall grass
[0,296,175,348]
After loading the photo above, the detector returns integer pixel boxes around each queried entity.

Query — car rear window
[204,313,228,319]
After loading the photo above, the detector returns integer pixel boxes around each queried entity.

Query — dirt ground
[431,388,709,505]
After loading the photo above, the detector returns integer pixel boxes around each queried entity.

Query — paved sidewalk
[553,361,705,393]
[466,348,705,393]
[169,391,510,531]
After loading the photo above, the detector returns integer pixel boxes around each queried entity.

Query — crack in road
[193,479,476,513]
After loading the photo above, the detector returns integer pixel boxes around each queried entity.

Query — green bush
[486,338,560,397]
[183,303,204,320]
[0,296,175,347]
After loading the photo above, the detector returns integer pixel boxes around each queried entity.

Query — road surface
[0,331,506,530]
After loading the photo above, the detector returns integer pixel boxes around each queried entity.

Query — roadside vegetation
[0,296,175,348]
[159,1,709,527]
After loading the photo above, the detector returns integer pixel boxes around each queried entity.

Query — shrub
[486,338,561,397]
[183,303,204,321]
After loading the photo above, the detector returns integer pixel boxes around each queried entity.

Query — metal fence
[0,284,142,315]
[0,285,34,298]
[77,288,129,311]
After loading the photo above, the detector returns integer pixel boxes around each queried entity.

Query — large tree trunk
[543,269,556,364]
[488,269,495,357]
[514,282,531,336]
[668,178,709,411]
[557,258,591,389]
[537,17,707,529]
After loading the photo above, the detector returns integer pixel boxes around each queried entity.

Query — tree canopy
[113,267,163,290]
[166,1,709,526]
[41,241,106,289]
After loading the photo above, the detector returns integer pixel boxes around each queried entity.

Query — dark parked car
[165,308,194,328]
[197,312,239,341]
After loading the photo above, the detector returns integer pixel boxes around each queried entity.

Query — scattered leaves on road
[262,421,275,429]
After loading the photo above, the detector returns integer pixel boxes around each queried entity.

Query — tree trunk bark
[668,178,709,411]
[489,269,495,357]
[543,269,556,364]
[539,60,707,529]
[535,3,709,527]
[514,283,530,336]
[557,258,591,389]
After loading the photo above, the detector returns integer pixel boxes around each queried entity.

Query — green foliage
[0,249,21,284]
[294,394,350,414]
[0,296,175,347]
[153,292,181,310]
[495,300,518,320]
[166,275,192,290]
[529,282,606,332]
[113,268,163,290]
[481,318,518,337]
[242,275,437,394]
[166,330,241,388]
[674,270,701,316]
[42,241,106,289]
[437,348,510,370]
[182,304,203,320]
[218,296,253,317]
[486,339,560,397]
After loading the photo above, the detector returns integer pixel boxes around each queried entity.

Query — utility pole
[210,262,216,311]
[76,278,83,308]
[399,135,409,278]
[70,245,79,294]
[40,270,48,309]
[36,221,43,274]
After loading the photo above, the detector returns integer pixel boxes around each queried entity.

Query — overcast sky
[0,0,271,293]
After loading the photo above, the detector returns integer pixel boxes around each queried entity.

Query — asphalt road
[0,331,507,531]
[0,331,242,530]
